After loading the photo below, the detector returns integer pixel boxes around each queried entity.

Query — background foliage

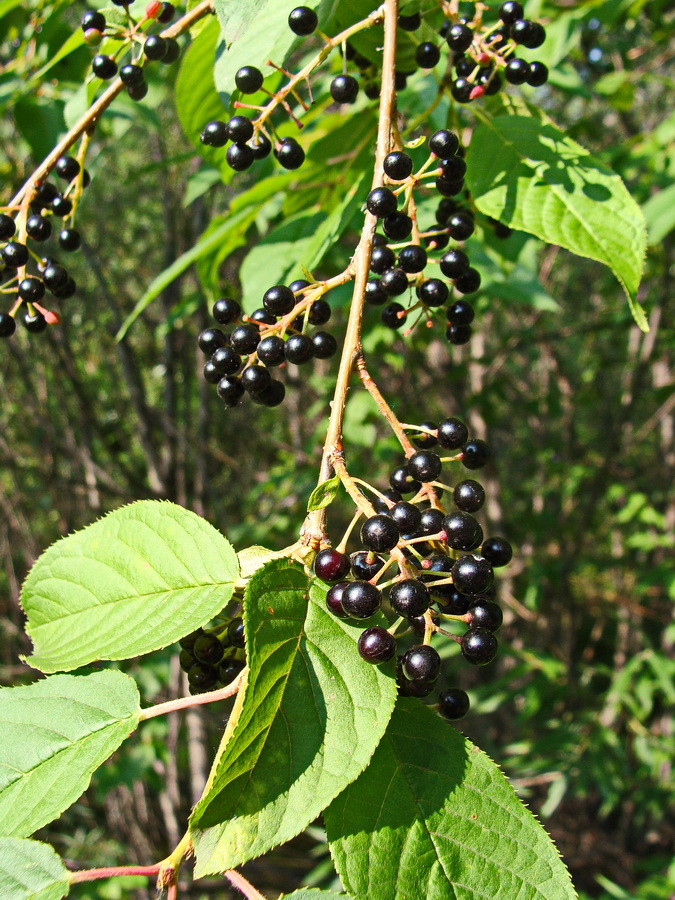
[0,0,673,897]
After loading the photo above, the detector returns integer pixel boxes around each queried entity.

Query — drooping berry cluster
[198,281,338,409]
[313,417,513,721]
[178,615,246,695]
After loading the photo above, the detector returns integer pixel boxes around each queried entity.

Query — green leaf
[189,559,397,874]
[0,671,140,838]
[467,114,648,331]
[642,183,675,246]
[175,18,224,148]
[326,700,578,900]
[21,501,239,673]
[306,475,341,512]
[0,838,69,900]
[280,892,353,900]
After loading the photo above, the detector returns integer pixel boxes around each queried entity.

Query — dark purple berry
[257,335,286,366]
[389,579,430,617]
[226,143,254,171]
[430,130,460,158]
[454,268,481,294]
[193,633,225,665]
[390,501,422,534]
[461,628,498,665]
[0,313,17,338]
[367,187,397,218]
[481,537,513,567]
[380,267,409,296]
[467,600,503,632]
[198,327,227,355]
[442,512,483,551]
[314,548,351,583]
[228,617,245,648]
[92,55,117,79]
[326,581,350,617]
[235,65,264,93]
[438,688,470,720]
[419,508,444,536]
[217,375,245,406]
[358,627,396,663]
[263,284,295,315]
[360,514,400,553]
[288,6,318,35]
[408,450,442,483]
[452,555,494,595]
[383,213,412,240]
[226,115,254,143]
[398,245,427,273]
[389,464,421,495]
[461,439,490,469]
[401,644,441,682]
[383,151,413,180]
[55,156,80,181]
[447,299,474,325]
[453,480,485,512]
[312,331,337,359]
[341,580,382,618]
[330,74,359,103]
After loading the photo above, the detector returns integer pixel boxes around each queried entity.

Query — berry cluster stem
[138,671,244,721]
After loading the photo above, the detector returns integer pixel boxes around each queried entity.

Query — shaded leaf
[190,559,397,874]
[21,501,238,673]
[0,838,69,900]
[306,475,341,512]
[326,699,578,900]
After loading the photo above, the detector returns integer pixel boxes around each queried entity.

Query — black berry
[383,151,413,180]
[235,65,264,93]
[26,215,52,242]
[437,417,468,450]
[419,508,444,536]
[467,600,503,632]
[408,450,442,483]
[461,628,498,665]
[1,241,28,268]
[285,333,314,364]
[341,580,382,618]
[430,130,459,158]
[213,297,241,325]
[481,537,513,567]
[314,548,351,583]
[416,42,440,68]
[389,464,421,495]
[440,249,470,279]
[452,555,494,595]
[390,501,422,534]
[398,245,427,273]
[326,581,350,617]
[217,375,245,406]
[454,267,481,294]
[367,187,397,218]
[461,439,490,469]
[230,324,260,354]
[351,551,385,580]
[193,633,224,665]
[227,115,254,143]
[312,331,337,359]
[274,137,305,169]
[120,63,144,86]
[389,579,430,618]
[228,617,246,648]
[257,335,286,366]
[453,480,485,512]
[360,514,400,553]
[358,627,396,663]
[442,512,483,551]
[144,35,167,61]
[55,156,80,181]
[201,120,228,147]
[263,284,295,315]
[288,6,318,35]
[383,212,412,240]
[0,313,17,338]
[330,74,359,103]
[438,688,470,720]
[93,54,118,79]
[401,644,441,682]
[381,302,407,328]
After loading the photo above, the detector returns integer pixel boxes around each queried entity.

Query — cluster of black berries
[313,417,512,721]
[198,282,338,409]
[442,1,549,102]
[178,616,246,695]
[85,1,180,102]
[363,130,481,346]
[0,155,89,338]
[199,7,319,172]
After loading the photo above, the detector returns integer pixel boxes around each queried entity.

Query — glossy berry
[217,375,245,406]
[211,346,242,376]
[241,365,272,394]
[82,10,106,31]
[454,267,481,294]
[416,41,440,68]
[201,120,228,147]
[187,663,218,689]
[390,464,421,495]
[226,142,253,171]
[285,333,314,364]
[330,74,359,103]
[446,323,472,345]
[505,58,530,85]
[257,335,286,366]
[499,1,523,22]
[447,211,474,241]
[380,267,408,296]
[126,81,148,101]
[365,279,387,305]
[18,277,45,302]
[252,379,285,407]
[120,64,144,87]
[274,137,305,169]
[383,151,413,180]
[158,2,176,22]
[461,627,498,665]
[314,548,351,583]
[193,633,224,665]
[437,417,468,450]
[230,324,260,354]
[453,479,485,512]
[390,579,430,618]
[461,439,490,469]
[527,61,549,86]
[367,187,397,218]
[263,284,295,315]
[415,279,447,308]
[308,299,331,325]
[227,115,254,143]
[326,581,350,617]
[198,327,227,355]
[250,133,272,158]
[42,263,68,291]
[401,644,441,683]
[161,37,180,65]
[381,302,407,328]
[26,215,52,242]
[219,658,245,685]
[398,672,434,697]
[419,508,444,536]
[360,514,399,553]
[349,551,383,580]
[50,195,72,217]
[93,54,117,79]
[58,229,81,251]
[440,249,470,280]
[383,213,412,240]
[1,241,28,268]
[446,23,473,53]
[144,35,167,60]
[442,512,483,551]
[55,156,80,181]
[452,555,494,595]
[398,12,420,30]
[358,627,396,663]
[523,22,546,48]
[398,245,427,273]
[288,6,318,35]
[412,422,437,450]
[408,450,442,483]
[341,580,382,618]
[447,299,474,325]
[370,246,396,274]
[451,78,473,103]
[438,688,470,720]
[312,331,337,359]
[467,600,503,632]
[213,297,241,325]
[429,129,459,158]
[440,156,466,181]
[226,618,244,648]
[235,65,264,93]
[481,537,513,567]
[23,311,47,333]
[0,213,15,240]
[0,314,16,338]
[390,501,422,534]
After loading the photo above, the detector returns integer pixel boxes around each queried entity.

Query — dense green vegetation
[0,1,672,898]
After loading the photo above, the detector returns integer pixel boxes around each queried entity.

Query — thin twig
[138,671,245,721]
[224,868,268,900]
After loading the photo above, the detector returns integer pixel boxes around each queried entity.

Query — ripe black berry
[18,277,45,302]
[213,297,241,325]
[370,246,396,275]
[274,137,305,169]
[82,10,106,31]
[447,299,474,325]
[127,81,149,102]
[219,658,245,685]
[58,229,81,251]
[314,548,351,583]
[398,672,434,697]
[447,211,474,241]
[193,633,224,665]
[389,464,421,495]
[390,501,422,534]
[365,279,387,306]
[390,579,430,618]
[161,37,180,65]
[398,245,427,273]
[440,249,470,280]
[187,663,218,689]
[442,512,483,551]
[250,133,271,158]
[50,195,72,217]
[120,63,144,87]
[230,324,260,354]
[440,156,466,181]
[198,327,227,355]
[401,644,441,683]
[381,302,407,328]
[252,379,285,407]
[256,335,285,366]
[55,156,80,181]
[26,215,52,242]
[201,120,228,147]
[454,268,481,294]
[380,267,408,296]
[453,479,485,512]
[235,65,264,93]
[383,213,412,240]
[341,580,382,618]
[360,514,400,553]
[467,601,503,632]
[398,12,420,30]
[446,23,473,53]
[285,333,314,364]
[437,417,468,450]
[461,439,490,469]
[144,35,167,60]
[158,2,175,22]
[330,74,359,103]
[481,537,513,567]
[312,331,337,359]
[430,129,460,158]
[452,555,494,595]
[412,422,438,449]
[92,54,118,79]
[263,284,295,315]
[383,151,413,181]
[527,61,549,86]
[226,142,254,171]
[438,688,470,720]
[499,1,524,23]
[0,214,15,240]
[288,6,318,35]
[446,323,472,345]
[505,58,530,85]
[1,241,28,268]
[416,41,440,68]
[461,628,498,665]
[42,263,68,292]
[358,627,396,663]
[415,279,447,308]
[308,299,331,325]
[419,508,444,536]
[211,346,242,376]
[326,581,350,617]
[242,364,272,394]
[228,617,246,648]
[227,115,254,143]
[0,313,17,338]
[23,311,47,333]
[408,450,442,483]
[367,187,397,218]
[217,375,245,406]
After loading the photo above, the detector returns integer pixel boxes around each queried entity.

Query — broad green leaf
[175,18,224,149]
[280,892,353,900]
[190,559,397,875]
[326,700,578,900]
[237,546,280,579]
[642,183,675,246]
[0,672,140,838]
[306,475,341,512]
[467,114,648,331]
[21,501,238,673]
[0,839,69,900]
